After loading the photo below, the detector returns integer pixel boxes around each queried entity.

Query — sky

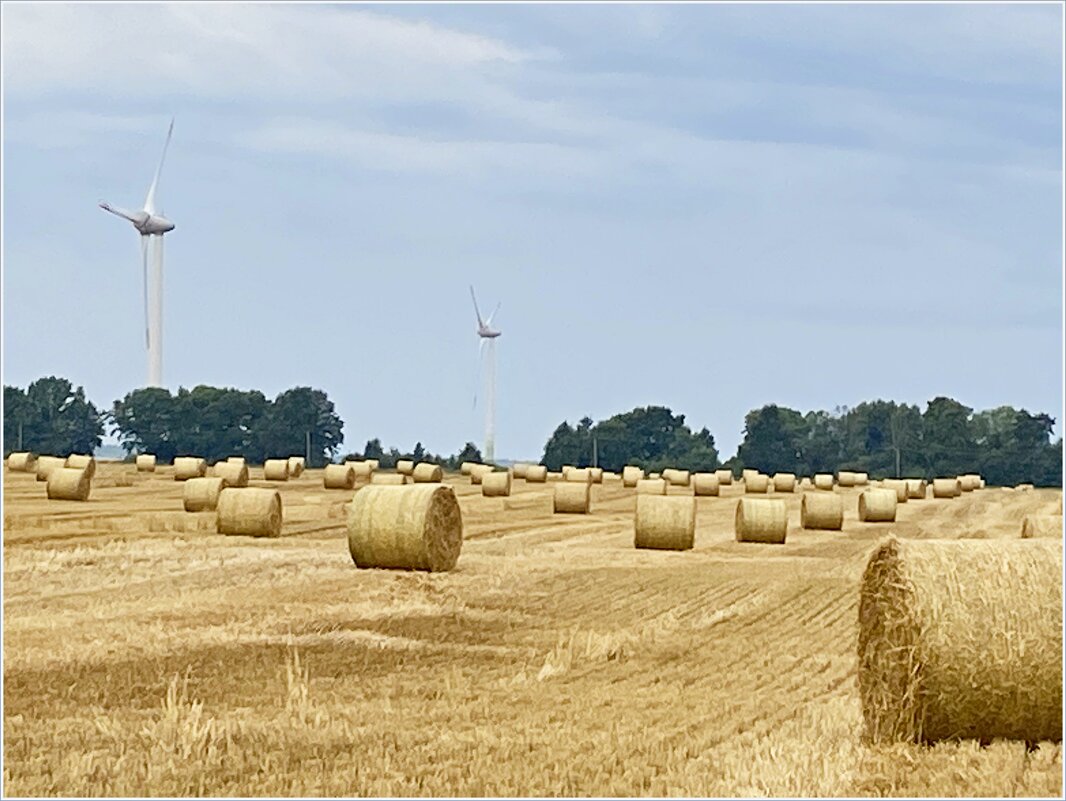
[2,2,1063,461]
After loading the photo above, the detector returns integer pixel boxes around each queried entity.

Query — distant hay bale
[1016,483,1035,492]
[636,478,668,495]
[857,537,1063,743]
[742,469,758,483]
[7,452,36,472]
[323,463,356,490]
[882,479,909,503]
[227,456,246,466]
[553,482,590,514]
[622,466,644,488]
[347,461,375,482]
[801,492,843,530]
[216,487,282,537]
[734,497,788,544]
[183,476,229,512]
[263,459,290,481]
[1021,515,1062,539]
[213,461,249,488]
[648,472,661,480]
[814,473,834,491]
[366,459,380,471]
[347,484,462,571]
[46,467,91,501]
[566,468,592,484]
[371,473,406,485]
[603,471,619,481]
[35,455,66,482]
[662,468,691,487]
[512,462,531,479]
[561,465,575,478]
[287,457,305,477]
[692,473,720,497]
[547,471,563,481]
[979,478,986,489]
[634,495,696,550]
[174,456,207,481]
[837,471,857,488]
[855,472,869,485]
[470,464,494,485]
[525,465,548,483]
[460,461,477,476]
[772,473,797,493]
[931,478,959,498]
[859,488,898,522]
[482,471,512,497]
[135,454,156,472]
[715,469,733,485]
[589,467,604,484]
[65,454,96,480]
[959,474,980,492]
[396,459,415,476]
[745,473,771,494]
[905,479,927,499]
[412,462,443,483]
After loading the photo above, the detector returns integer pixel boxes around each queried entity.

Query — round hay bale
[1021,515,1062,539]
[648,472,661,480]
[603,471,619,481]
[715,469,734,485]
[734,498,787,544]
[347,484,462,571]
[772,473,797,493]
[589,467,604,484]
[174,456,207,481]
[213,461,249,488]
[958,474,979,492]
[470,464,494,485]
[482,471,512,497]
[135,454,156,472]
[227,456,246,466]
[857,536,1062,743]
[745,473,771,494]
[1016,483,1035,492]
[561,465,575,478]
[931,478,959,498]
[35,455,66,482]
[347,461,375,482]
[365,459,380,471]
[662,468,691,487]
[859,488,898,522]
[566,468,592,484]
[814,473,834,491]
[622,466,645,488]
[287,457,305,478]
[692,473,720,497]
[183,476,229,512]
[837,471,857,488]
[741,469,758,483]
[979,478,986,489]
[512,462,531,479]
[459,461,477,476]
[634,495,696,551]
[371,473,406,485]
[525,465,548,483]
[46,467,91,501]
[396,459,415,476]
[801,492,843,530]
[217,487,282,537]
[412,462,443,483]
[7,452,37,472]
[904,479,927,499]
[855,472,869,486]
[323,463,356,490]
[636,478,668,495]
[263,459,290,481]
[882,479,909,503]
[553,482,590,514]
[65,454,96,480]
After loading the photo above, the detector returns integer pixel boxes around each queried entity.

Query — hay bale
[857,536,1062,743]
[347,461,375,482]
[772,473,797,493]
[561,465,575,478]
[692,473,720,497]
[7,452,36,472]
[1021,515,1062,538]
[636,478,668,496]
[801,492,843,530]
[323,463,356,490]
[174,456,207,481]
[482,471,512,497]
[715,469,734,485]
[396,459,415,476]
[227,456,246,466]
[459,461,477,476]
[1016,483,1035,492]
[648,472,661,480]
[734,498,788,544]
[547,471,563,481]
[589,467,604,484]
[213,461,249,488]
[46,467,91,501]
[347,484,462,571]
[470,464,494,485]
[216,487,282,537]
[512,462,531,479]
[662,468,691,487]
[958,474,980,492]
[745,473,771,494]
[882,479,909,503]
[135,454,156,472]
[35,455,66,482]
[366,459,380,471]
[553,482,590,514]
[814,473,834,491]
[855,472,869,486]
[979,478,986,489]
[65,454,96,480]
[287,456,305,477]
[859,488,898,522]
[634,495,696,550]
[525,465,548,483]
[741,469,758,483]
[837,471,857,488]
[566,468,592,484]
[263,459,290,481]
[622,466,644,488]
[931,478,959,498]
[371,473,407,485]
[183,476,229,512]
[904,479,927,499]
[412,462,443,483]
[603,471,619,481]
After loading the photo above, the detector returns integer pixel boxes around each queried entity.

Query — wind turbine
[99,118,176,388]
[470,286,501,464]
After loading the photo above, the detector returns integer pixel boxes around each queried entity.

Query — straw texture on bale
[525,465,548,483]
[412,463,443,483]
[460,461,477,476]
[216,487,282,537]
[855,472,869,485]
[263,459,290,481]
[396,460,415,476]
[287,457,305,477]
[857,537,1062,743]
[65,454,96,480]
[323,464,356,490]
[347,461,375,481]
[470,464,494,485]
[512,463,531,479]
[636,478,668,496]
[882,479,909,503]
[7,452,36,472]
[692,473,720,496]
[932,478,959,498]
[135,454,156,472]
[553,482,590,514]
[745,473,771,494]
[859,488,898,522]
[46,467,91,501]
[1020,515,1062,539]
[634,495,696,551]
[662,468,691,487]
[213,461,249,488]
[772,473,797,493]
[347,484,462,571]
[715,469,733,485]
[566,468,592,484]
[482,470,512,497]
[801,493,843,530]
[622,466,644,488]
[734,498,788,544]
[183,477,229,512]
[371,473,407,485]
[814,473,834,491]
[905,479,927,499]
[589,467,604,484]
[36,456,66,482]
[837,471,857,488]
[174,457,207,481]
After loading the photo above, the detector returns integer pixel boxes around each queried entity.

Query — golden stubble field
[3,464,1063,797]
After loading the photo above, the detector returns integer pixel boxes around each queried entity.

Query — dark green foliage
[3,377,104,457]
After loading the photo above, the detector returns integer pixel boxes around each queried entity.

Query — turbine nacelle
[98,203,175,235]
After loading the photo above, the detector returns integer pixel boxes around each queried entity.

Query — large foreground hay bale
[554,482,590,514]
[470,464,494,485]
[371,473,407,485]
[263,459,290,481]
[347,461,375,481]
[882,479,909,503]
[323,463,356,489]
[525,465,548,483]
[634,495,696,550]
[183,476,229,512]
[692,473,720,496]
[857,537,1062,743]
[715,469,734,485]
[566,468,592,484]
[347,484,462,571]
[65,454,96,480]
[1021,515,1063,539]
[837,471,857,488]
[287,456,305,477]
[412,462,443,483]
[801,492,843,530]
[662,468,691,487]
[735,498,787,544]
[174,456,207,481]
[772,473,797,493]
[622,466,644,487]
[932,478,959,498]
[46,467,91,501]
[35,455,66,482]
[859,488,898,522]
[217,487,282,537]
[905,478,927,499]
[745,473,771,493]
[135,454,156,472]
[7,452,36,472]
[636,478,667,496]
[814,473,834,491]
[482,470,512,497]
[396,459,415,476]
[213,461,249,488]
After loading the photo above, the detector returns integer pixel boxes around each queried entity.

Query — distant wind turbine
[99,118,176,388]
[470,286,501,464]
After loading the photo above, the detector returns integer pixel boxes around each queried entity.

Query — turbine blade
[100,202,140,223]
[140,235,150,349]
[144,117,174,215]
[485,302,501,328]
[469,285,485,328]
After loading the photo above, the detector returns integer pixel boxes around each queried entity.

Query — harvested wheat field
[3,463,1063,797]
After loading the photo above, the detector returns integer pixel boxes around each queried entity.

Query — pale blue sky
[2,2,1062,460]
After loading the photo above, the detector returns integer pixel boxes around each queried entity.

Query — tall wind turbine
[470,286,501,464]
[99,118,176,388]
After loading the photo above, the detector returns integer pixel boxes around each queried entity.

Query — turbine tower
[470,286,501,464]
[99,119,176,387]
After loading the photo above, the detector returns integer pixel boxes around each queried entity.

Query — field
[3,464,1063,797]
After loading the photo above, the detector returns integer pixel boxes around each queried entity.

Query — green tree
[260,387,344,467]
[921,396,976,477]
[736,405,806,474]
[17,376,104,456]
[111,386,180,462]
[3,385,29,455]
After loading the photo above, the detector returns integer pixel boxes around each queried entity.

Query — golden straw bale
[365,459,380,471]
[857,537,1062,744]
[547,471,563,481]
[1016,483,1035,492]
[979,478,986,489]
[837,471,857,488]
[589,467,604,484]
[734,498,788,544]
[859,488,898,522]
[553,482,590,514]
[566,468,592,484]
[482,471,512,497]
[227,456,246,466]
[287,457,305,477]
[561,465,575,478]
[396,459,415,476]
[512,462,531,479]
[692,473,720,497]
[648,472,661,480]
[7,452,36,472]
[814,473,834,491]
[622,466,644,488]
[741,469,758,483]
[213,461,249,488]
[636,478,668,496]
[525,465,548,483]
[855,472,869,485]
[931,478,959,498]
[347,461,375,482]
[135,454,156,472]
[347,484,462,571]
[662,468,691,487]
[905,479,927,499]
[882,479,909,503]
[35,455,66,482]
[958,474,980,492]
[183,476,229,512]
[470,464,494,485]
[1021,515,1062,539]
[65,454,96,480]
[46,467,91,501]
[772,473,797,493]
[634,495,696,551]
[216,487,282,537]
[745,473,771,493]
[715,469,733,485]
[460,461,477,476]
[603,471,619,481]
[371,473,407,485]
[174,456,207,481]
[801,492,843,530]
[263,459,290,481]
[412,462,443,483]
[323,463,356,490]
